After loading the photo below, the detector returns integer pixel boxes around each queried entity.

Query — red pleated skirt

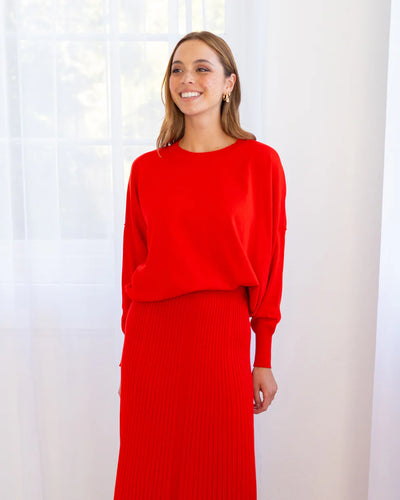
[113,286,257,500]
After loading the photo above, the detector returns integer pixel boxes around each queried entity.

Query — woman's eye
[171,67,209,73]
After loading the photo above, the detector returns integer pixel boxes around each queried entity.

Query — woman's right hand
[118,384,121,397]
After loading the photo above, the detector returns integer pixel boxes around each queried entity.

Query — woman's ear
[227,73,237,93]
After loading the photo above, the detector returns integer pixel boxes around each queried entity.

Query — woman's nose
[181,70,195,84]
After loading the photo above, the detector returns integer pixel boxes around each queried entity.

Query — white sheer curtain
[0,1,253,498]
[368,0,400,497]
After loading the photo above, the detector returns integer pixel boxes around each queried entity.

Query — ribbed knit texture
[113,286,257,499]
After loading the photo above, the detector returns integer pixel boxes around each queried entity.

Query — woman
[114,30,287,499]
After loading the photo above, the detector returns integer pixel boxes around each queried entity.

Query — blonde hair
[156,31,256,155]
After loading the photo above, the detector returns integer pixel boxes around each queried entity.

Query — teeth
[181,92,201,98]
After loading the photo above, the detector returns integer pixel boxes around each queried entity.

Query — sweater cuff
[252,319,276,368]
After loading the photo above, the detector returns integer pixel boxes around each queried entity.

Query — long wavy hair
[156,31,256,155]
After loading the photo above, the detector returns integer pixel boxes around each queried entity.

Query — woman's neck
[180,115,235,153]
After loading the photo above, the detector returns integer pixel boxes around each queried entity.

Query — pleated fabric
[113,286,257,500]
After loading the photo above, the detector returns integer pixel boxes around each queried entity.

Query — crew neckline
[174,138,242,154]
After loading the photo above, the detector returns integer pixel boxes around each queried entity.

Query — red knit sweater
[121,138,287,368]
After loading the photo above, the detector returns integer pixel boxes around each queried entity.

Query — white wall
[242,1,391,499]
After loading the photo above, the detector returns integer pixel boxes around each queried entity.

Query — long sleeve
[121,159,148,334]
[251,151,287,368]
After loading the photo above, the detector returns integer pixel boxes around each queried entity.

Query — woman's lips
[180,92,202,101]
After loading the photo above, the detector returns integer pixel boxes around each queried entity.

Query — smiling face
[168,39,236,119]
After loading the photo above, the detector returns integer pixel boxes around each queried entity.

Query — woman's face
[169,39,235,119]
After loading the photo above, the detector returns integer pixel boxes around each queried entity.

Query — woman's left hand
[252,367,278,414]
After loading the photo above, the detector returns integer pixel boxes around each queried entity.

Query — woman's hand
[118,383,121,397]
[252,367,278,414]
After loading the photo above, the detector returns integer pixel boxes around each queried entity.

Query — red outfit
[114,287,257,499]
[114,138,287,499]
[121,138,287,368]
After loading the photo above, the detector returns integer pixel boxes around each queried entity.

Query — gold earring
[223,92,231,103]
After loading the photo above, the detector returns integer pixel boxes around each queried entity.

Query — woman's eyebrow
[171,59,214,66]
